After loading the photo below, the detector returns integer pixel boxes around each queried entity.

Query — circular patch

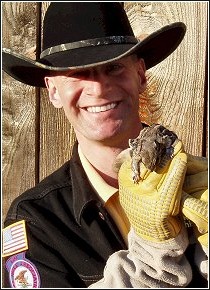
[6,252,40,288]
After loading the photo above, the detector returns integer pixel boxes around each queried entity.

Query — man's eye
[69,70,90,78]
[106,64,123,74]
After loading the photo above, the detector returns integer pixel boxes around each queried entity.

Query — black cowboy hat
[2,2,186,88]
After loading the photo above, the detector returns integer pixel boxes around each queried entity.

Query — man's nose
[85,70,111,97]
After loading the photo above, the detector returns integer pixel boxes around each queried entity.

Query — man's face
[45,55,147,145]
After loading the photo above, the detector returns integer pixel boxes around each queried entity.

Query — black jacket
[4,143,127,288]
[3,143,207,288]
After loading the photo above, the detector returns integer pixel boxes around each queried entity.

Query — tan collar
[78,145,118,203]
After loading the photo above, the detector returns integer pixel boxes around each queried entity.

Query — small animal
[113,124,178,183]
[129,124,178,183]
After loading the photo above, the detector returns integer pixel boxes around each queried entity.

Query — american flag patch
[2,220,28,257]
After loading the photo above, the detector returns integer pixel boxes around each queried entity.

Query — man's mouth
[86,102,118,113]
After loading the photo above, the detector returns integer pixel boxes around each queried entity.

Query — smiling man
[45,55,146,188]
[2,2,207,288]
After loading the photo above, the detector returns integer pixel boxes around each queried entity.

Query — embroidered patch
[2,220,28,257]
[6,252,41,288]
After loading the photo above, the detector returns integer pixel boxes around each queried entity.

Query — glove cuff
[128,225,192,287]
[129,224,189,251]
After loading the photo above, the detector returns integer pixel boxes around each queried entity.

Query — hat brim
[2,22,186,87]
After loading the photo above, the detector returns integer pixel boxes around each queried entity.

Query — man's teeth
[86,102,117,113]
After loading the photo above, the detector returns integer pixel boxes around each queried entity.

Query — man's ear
[44,76,63,108]
[137,58,147,93]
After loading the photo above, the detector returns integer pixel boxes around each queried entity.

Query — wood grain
[39,2,76,180]
[2,2,37,221]
[39,90,76,180]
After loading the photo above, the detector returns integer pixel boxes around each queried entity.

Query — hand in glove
[118,140,187,242]
[181,154,208,250]
[181,190,208,248]
[183,153,207,202]
[181,153,208,279]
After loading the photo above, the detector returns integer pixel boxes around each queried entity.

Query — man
[2,2,208,288]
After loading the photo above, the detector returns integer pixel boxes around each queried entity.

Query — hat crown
[43,2,134,51]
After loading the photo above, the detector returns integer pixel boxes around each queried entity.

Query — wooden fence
[2,2,208,222]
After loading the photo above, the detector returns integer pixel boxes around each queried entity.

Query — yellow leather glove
[183,153,207,201]
[181,154,208,250]
[118,140,187,242]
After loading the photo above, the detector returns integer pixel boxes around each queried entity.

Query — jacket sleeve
[89,226,193,288]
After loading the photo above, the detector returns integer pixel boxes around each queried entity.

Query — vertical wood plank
[39,91,76,180]
[39,2,76,180]
[2,2,37,220]
[125,2,208,155]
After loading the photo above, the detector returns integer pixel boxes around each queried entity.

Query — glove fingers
[186,153,208,175]
[173,139,184,155]
[118,150,187,242]
[181,191,208,233]
[113,148,131,173]
[191,189,208,202]
[183,171,208,194]
[157,152,187,191]
[197,232,208,249]
[138,153,187,217]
